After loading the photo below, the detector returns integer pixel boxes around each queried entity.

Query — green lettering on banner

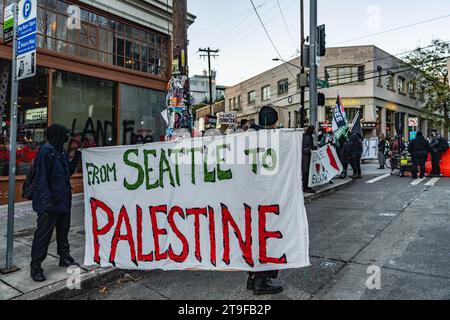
[159,149,176,188]
[144,150,159,190]
[263,149,277,172]
[123,149,144,191]
[245,148,265,174]
[216,144,233,181]
[203,146,216,183]
[107,164,117,182]
[168,148,184,187]
[188,147,202,185]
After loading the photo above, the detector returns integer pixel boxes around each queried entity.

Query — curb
[12,268,125,300]
[304,178,354,202]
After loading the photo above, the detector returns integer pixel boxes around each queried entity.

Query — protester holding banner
[246,105,284,296]
[30,124,82,282]
[303,125,317,194]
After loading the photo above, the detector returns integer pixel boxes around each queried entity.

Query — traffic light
[317,25,326,57]
[318,92,325,106]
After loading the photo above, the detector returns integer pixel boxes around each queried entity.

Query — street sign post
[2,0,36,274]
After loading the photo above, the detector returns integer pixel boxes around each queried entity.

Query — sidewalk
[0,178,353,300]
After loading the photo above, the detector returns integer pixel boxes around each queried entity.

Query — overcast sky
[187,0,450,87]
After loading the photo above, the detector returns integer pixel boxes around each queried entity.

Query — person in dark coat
[408,131,431,179]
[246,105,284,296]
[429,129,449,177]
[302,125,316,193]
[30,124,82,282]
[348,133,363,179]
[378,134,388,169]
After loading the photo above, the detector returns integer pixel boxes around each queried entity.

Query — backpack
[22,151,54,200]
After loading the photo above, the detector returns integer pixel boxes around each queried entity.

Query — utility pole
[199,47,219,115]
[309,0,318,129]
[172,0,188,76]
[299,0,306,128]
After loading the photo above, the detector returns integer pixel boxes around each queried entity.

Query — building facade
[0,0,195,204]
[225,45,426,139]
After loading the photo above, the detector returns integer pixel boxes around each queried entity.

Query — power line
[276,0,298,51]
[330,13,450,46]
[249,0,296,79]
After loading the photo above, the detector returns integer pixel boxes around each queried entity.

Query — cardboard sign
[82,130,310,271]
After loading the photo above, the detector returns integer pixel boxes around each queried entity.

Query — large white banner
[82,130,310,272]
[309,144,343,188]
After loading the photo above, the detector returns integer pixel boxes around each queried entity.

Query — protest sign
[218,113,237,126]
[82,130,310,272]
[309,144,343,188]
[362,138,379,160]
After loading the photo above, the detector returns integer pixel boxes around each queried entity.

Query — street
[67,163,450,300]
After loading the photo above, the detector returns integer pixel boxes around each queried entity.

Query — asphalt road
[70,163,450,300]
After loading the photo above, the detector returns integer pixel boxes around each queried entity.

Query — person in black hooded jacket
[408,131,431,179]
[30,124,82,282]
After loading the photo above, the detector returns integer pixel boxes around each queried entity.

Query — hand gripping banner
[82,130,310,272]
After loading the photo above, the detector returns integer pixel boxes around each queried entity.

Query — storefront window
[0,61,49,176]
[119,84,167,145]
[52,70,117,156]
[31,0,169,78]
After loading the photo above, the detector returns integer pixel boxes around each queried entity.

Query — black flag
[351,110,363,139]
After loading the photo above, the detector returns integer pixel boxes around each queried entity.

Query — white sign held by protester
[82,130,310,272]
[309,144,343,188]
[362,138,379,160]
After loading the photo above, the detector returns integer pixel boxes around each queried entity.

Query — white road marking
[411,178,426,186]
[367,173,391,184]
[425,178,440,186]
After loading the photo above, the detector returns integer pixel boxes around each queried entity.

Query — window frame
[261,85,271,101]
[277,78,289,96]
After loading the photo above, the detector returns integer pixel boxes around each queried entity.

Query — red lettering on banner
[208,206,217,266]
[221,203,254,267]
[186,208,208,262]
[258,205,287,264]
[90,198,115,265]
[110,206,138,267]
[150,205,168,261]
[137,205,154,262]
[168,206,189,263]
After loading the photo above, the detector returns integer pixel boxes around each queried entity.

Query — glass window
[248,91,256,104]
[277,79,289,96]
[0,64,49,177]
[34,0,169,78]
[262,85,271,101]
[398,77,406,94]
[377,66,383,87]
[119,84,167,145]
[52,71,117,154]
[387,73,395,90]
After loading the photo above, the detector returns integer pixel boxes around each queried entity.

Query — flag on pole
[350,110,363,139]
[332,95,349,144]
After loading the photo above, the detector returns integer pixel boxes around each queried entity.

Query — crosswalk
[366,174,441,186]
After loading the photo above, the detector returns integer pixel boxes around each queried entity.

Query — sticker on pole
[16,0,37,81]
[3,4,15,44]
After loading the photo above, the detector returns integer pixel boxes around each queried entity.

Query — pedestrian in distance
[246,105,284,296]
[348,132,363,179]
[302,125,317,194]
[408,131,431,179]
[30,124,82,282]
[429,129,449,177]
[378,134,388,169]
